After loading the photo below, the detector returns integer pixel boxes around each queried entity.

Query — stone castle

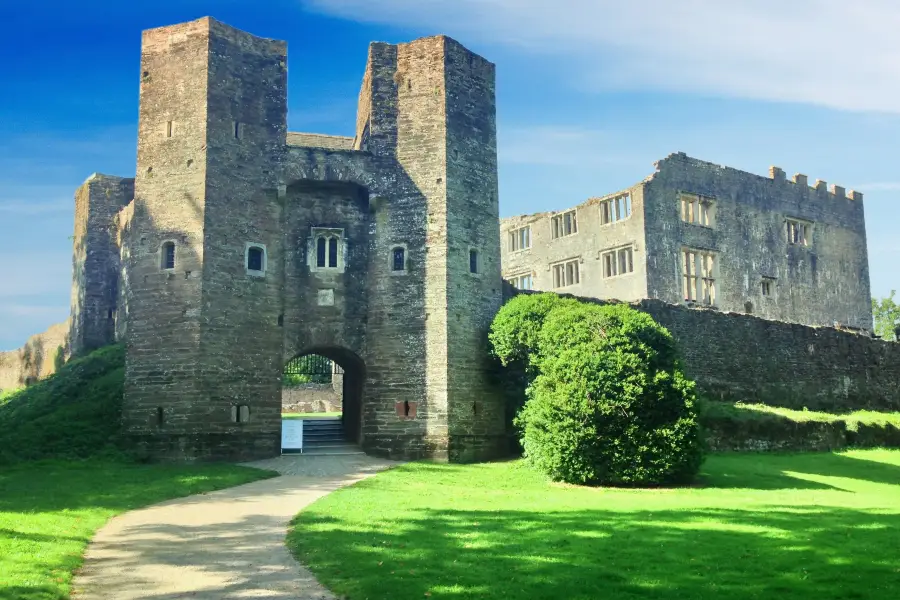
[501,156,872,331]
[2,17,895,462]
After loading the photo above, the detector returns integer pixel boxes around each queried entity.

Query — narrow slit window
[233,121,242,139]
[469,249,479,274]
[161,241,175,270]
[166,121,173,138]
[392,247,405,271]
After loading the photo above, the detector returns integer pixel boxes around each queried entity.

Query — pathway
[72,454,399,599]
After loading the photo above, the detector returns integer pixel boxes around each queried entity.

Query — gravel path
[72,454,399,599]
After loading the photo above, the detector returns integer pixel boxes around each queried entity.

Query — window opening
[600,194,632,225]
[681,248,717,305]
[392,247,406,272]
[161,241,175,270]
[552,259,580,288]
[680,193,715,227]
[602,246,634,278]
[786,219,810,246]
[551,210,577,239]
[469,249,479,274]
[508,226,531,251]
[328,237,338,268]
[233,121,242,139]
[508,273,534,290]
[247,246,264,272]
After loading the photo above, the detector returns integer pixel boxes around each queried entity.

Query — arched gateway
[105,17,506,462]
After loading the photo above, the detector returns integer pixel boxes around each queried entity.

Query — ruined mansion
[1,16,895,463]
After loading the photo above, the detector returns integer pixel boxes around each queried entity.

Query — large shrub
[491,294,703,486]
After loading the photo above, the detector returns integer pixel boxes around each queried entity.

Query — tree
[490,294,704,487]
[872,291,900,341]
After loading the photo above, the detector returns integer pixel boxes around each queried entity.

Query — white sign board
[281,419,304,453]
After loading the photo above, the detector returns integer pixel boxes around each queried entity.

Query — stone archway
[282,347,366,445]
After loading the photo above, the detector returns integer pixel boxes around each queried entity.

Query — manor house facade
[501,156,872,330]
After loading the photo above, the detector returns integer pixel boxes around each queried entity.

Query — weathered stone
[501,153,872,331]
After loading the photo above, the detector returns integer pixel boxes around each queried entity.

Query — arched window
[161,241,175,270]
[392,247,406,272]
[316,237,327,267]
[245,243,267,276]
[328,237,338,268]
[313,230,342,270]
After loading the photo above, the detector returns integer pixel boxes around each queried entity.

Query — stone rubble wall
[282,384,342,414]
[0,320,70,392]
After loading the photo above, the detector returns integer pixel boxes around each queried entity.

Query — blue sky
[1,0,898,350]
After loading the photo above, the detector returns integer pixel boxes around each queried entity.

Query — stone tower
[123,18,287,458]
[357,36,505,460]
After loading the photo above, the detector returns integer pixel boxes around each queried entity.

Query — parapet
[286,132,355,151]
[766,166,862,202]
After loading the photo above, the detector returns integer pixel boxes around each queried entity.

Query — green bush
[0,344,126,464]
[491,295,704,486]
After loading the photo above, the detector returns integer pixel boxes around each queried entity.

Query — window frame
[468,247,481,275]
[785,218,812,247]
[309,228,345,273]
[679,192,716,228]
[681,247,717,305]
[245,243,267,277]
[551,258,581,288]
[160,240,177,271]
[550,209,578,240]
[508,272,534,290]
[599,193,633,226]
[390,244,408,275]
[600,245,635,278]
[508,225,532,252]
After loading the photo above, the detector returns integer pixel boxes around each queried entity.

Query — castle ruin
[2,16,896,463]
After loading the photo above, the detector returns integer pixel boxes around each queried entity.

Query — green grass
[702,401,900,430]
[0,345,276,599]
[288,450,900,600]
[282,412,342,419]
[0,345,125,463]
[0,460,274,600]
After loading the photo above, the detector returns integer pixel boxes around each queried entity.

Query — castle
[2,17,894,463]
[501,156,872,331]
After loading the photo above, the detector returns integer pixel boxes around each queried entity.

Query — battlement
[657,152,863,203]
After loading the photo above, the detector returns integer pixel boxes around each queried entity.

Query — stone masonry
[501,153,872,331]
[62,17,505,462]
[4,16,890,464]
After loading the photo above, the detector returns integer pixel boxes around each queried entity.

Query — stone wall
[0,320,70,391]
[69,174,134,356]
[500,153,872,332]
[643,153,871,330]
[635,299,899,412]
[282,384,342,414]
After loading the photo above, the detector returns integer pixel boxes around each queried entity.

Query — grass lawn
[282,412,342,419]
[288,449,900,600]
[703,401,900,430]
[0,460,273,600]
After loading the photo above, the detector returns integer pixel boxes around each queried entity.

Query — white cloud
[304,0,900,113]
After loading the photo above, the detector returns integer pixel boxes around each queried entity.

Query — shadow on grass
[699,451,900,491]
[289,504,899,600]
